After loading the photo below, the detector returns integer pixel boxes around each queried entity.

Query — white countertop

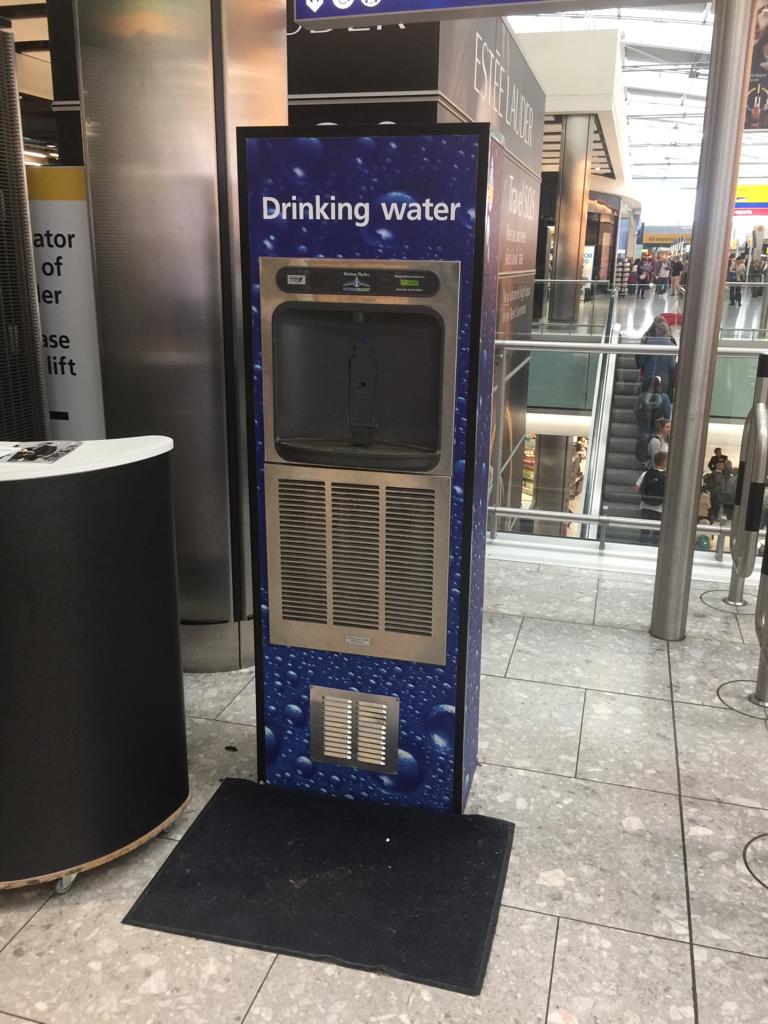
[0,436,173,481]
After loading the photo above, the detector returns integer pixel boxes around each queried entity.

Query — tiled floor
[3,557,768,1022]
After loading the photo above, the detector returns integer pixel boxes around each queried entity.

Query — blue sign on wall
[296,0,533,26]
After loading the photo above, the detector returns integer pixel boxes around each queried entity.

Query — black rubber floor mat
[124,778,514,995]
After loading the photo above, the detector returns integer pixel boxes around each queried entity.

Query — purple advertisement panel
[239,126,491,812]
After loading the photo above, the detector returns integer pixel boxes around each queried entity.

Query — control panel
[276,266,441,297]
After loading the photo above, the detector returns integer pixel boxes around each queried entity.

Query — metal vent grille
[331,482,380,630]
[319,691,353,763]
[356,698,390,768]
[278,478,328,623]
[385,487,435,636]
[266,465,449,664]
[0,26,48,440]
[310,685,399,773]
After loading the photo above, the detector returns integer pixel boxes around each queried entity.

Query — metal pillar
[551,115,593,323]
[650,0,759,641]
[751,535,768,706]
[724,353,768,606]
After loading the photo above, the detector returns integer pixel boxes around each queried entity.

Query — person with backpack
[637,316,678,398]
[646,418,671,467]
[635,378,671,440]
[706,457,738,518]
[635,451,667,545]
[637,261,651,298]
[670,257,685,296]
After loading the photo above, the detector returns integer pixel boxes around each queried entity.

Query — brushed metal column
[74,0,286,662]
[651,0,759,641]
[551,115,593,323]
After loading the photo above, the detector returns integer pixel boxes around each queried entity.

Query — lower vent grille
[310,685,399,773]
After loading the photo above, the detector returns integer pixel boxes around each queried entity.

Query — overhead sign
[734,184,768,217]
[297,0,555,26]
[26,166,106,440]
[745,6,768,131]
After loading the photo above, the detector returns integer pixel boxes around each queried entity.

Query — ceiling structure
[508,4,768,191]
[6,1,767,190]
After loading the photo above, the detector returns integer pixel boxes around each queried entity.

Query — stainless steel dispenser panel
[259,257,460,480]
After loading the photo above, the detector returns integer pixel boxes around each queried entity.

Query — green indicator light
[398,278,421,287]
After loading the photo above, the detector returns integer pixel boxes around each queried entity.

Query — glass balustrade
[489,278,768,566]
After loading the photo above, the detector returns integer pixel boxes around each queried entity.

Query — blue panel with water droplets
[244,130,488,813]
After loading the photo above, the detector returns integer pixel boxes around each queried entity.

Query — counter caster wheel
[54,872,77,895]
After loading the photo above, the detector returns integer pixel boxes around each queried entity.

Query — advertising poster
[26,166,105,439]
[734,183,768,216]
[745,5,768,130]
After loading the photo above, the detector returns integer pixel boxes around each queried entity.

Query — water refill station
[239,124,540,812]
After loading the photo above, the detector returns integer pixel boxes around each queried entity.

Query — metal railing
[486,504,729,537]
[488,337,768,549]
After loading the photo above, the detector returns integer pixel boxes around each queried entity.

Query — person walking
[637,261,651,299]
[729,257,747,306]
[656,258,671,295]
[670,256,684,296]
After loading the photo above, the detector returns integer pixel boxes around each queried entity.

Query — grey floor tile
[675,703,768,809]
[507,618,671,700]
[0,840,274,1024]
[182,667,255,720]
[486,559,541,576]
[594,579,743,641]
[468,764,688,940]
[0,888,50,953]
[577,691,678,793]
[695,946,768,1024]
[741,614,761,645]
[244,906,556,1024]
[478,675,584,776]
[686,586,748,642]
[485,561,598,625]
[670,636,760,709]
[217,680,257,726]
[547,920,693,1024]
[593,579,653,632]
[481,612,523,677]
[537,564,599,579]
[684,798,768,958]
[168,717,257,838]
[599,570,656,585]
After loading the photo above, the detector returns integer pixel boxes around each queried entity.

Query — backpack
[635,434,652,465]
[641,468,665,507]
[721,472,738,507]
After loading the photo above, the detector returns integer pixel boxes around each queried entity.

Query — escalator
[602,353,643,540]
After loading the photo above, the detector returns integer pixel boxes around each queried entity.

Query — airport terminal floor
[1,551,767,1023]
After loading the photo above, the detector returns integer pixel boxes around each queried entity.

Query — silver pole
[491,347,506,541]
[651,0,759,641]
[715,510,727,562]
[724,358,768,604]
[751,539,768,706]
[725,571,747,605]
